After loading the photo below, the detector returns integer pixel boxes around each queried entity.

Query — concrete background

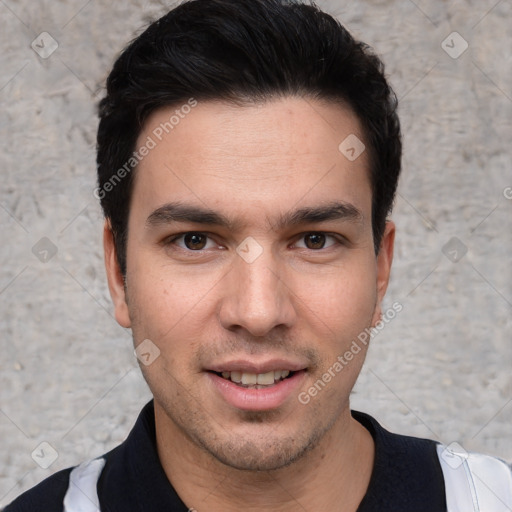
[0,0,511,506]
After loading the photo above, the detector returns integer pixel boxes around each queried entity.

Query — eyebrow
[146,200,363,231]
[278,201,363,229]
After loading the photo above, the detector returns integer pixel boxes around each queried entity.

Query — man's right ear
[103,221,131,328]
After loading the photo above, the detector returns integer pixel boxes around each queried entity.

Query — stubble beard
[142,362,347,472]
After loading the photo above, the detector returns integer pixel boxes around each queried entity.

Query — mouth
[212,369,293,389]
[206,364,307,411]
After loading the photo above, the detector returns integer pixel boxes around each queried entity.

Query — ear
[103,221,131,328]
[371,220,395,326]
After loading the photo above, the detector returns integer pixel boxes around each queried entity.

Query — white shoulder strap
[436,443,512,512]
[63,457,106,512]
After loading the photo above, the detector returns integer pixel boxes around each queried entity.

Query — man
[5,0,512,510]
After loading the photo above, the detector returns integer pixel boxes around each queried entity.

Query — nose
[218,247,297,337]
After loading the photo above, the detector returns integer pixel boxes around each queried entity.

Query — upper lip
[206,359,308,374]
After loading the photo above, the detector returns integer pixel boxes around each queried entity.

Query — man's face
[105,97,394,471]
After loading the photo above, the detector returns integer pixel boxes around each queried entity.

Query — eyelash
[164,231,346,252]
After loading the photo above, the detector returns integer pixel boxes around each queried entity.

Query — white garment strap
[437,443,512,512]
[63,457,106,512]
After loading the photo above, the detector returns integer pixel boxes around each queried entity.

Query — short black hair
[96,0,401,275]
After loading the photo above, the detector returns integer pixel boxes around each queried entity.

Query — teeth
[256,371,275,385]
[230,371,242,383]
[241,373,258,385]
[219,370,292,386]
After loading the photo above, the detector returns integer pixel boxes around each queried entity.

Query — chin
[190,417,329,472]
[151,374,346,472]
[199,435,316,471]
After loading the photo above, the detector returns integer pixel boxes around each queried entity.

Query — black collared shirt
[4,401,446,511]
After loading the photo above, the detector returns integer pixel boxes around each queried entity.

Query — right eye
[165,232,220,251]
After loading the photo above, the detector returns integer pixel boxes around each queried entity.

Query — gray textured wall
[1,0,511,505]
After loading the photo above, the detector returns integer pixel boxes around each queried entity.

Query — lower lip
[207,371,306,411]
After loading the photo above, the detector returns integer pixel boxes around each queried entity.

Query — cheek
[125,267,178,345]
[125,255,221,355]
[298,258,378,333]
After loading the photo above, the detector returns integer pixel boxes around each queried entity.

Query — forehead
[131,97,372,225]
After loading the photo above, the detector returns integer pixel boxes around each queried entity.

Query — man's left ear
[372,220,395,326]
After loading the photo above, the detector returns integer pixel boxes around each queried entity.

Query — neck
[155,404,375,512]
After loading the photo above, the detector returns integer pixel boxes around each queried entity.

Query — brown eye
[294,233,340,250]
[304,233,327,249]
[183,233,208,250]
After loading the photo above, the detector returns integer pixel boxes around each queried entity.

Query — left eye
[170,232,218,250]
[294,233,339,250]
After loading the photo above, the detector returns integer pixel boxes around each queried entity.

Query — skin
[104,96,395,511]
